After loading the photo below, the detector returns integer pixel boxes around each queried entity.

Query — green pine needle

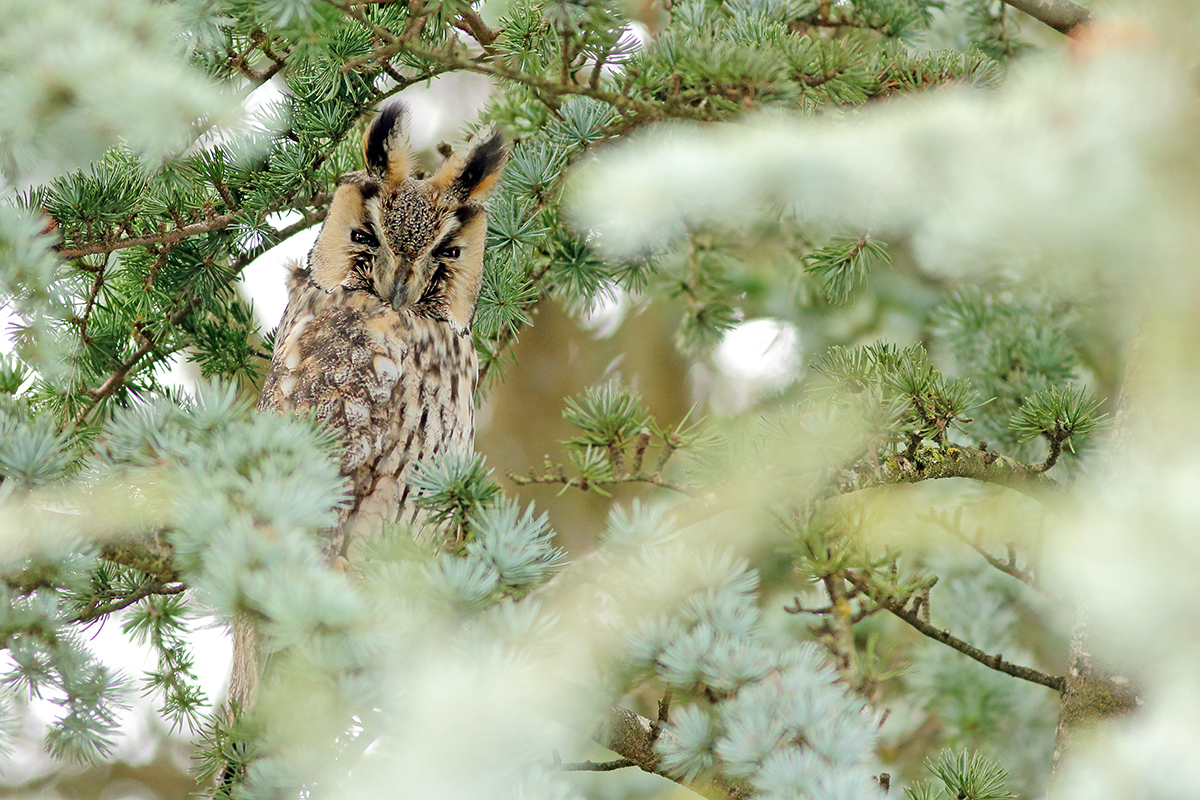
[562,380,651,449]
[925,750,1016,800]
[1009,385,1107,444]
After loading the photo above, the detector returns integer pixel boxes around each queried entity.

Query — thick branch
[845,572,1066,693]
[456,7,498,45]
[1051,604,1138,775]
[1000,0,1093,35]
[850,444,1058,500]
[100,533,179,583]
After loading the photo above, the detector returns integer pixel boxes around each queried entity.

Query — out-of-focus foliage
[4,0,1197,798]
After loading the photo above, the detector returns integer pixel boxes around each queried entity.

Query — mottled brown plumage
[229,103,507,714]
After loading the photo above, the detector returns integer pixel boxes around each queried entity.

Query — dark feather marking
[454,205,479,226]
[414,264,452,320]
[366,103,405,177]
[452,130,506,199]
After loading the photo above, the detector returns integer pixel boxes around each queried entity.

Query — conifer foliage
[1,0,1188,798]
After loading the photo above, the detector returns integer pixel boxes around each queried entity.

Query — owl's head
[307,102,507,328]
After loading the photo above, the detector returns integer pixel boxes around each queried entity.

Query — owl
[228,102,507,715]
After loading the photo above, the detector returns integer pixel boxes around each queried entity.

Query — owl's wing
[259,295,405,559]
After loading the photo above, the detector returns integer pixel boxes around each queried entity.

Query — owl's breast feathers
[259,262,477,560]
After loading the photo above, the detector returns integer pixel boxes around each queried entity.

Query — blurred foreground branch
[1001,0,1094,35]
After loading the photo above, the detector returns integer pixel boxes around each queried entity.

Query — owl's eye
[351,228,379,247]
[435,245,461,260]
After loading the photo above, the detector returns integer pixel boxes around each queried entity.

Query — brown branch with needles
[842,571,1066,693]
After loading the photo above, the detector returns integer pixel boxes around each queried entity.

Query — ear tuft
[435,125,509,202]
[363,101,414,187]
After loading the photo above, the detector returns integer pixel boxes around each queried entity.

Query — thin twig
[845,571,1065,693]
[509,469,696,497]
[1038,433,1064,473]
[917,510,1047,595]
[651,689,672,743]
[324,0,401,45]
[343,39,674,123]
[74,299,203,427]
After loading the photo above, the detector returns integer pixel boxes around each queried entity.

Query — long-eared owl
[231,102,507,712]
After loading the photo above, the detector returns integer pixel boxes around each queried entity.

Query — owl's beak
[390,276,410,308]
[385,255,432,311]
[373,250,419,311]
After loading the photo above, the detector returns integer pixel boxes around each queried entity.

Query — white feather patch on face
[429,214,461,256]
[309,185,368,291]
[444,211,488,328]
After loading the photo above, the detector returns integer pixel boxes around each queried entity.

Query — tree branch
[72,580,186,624]
[848,443,1059,500]
[509,469,696,497]
[845,571,1066,693]
[1000,0,1093,36]
[342,38,676,123]
[593,705,751,799]
[917,509,1047,596]
[74,299,203,427]
[456,7,498,46]
[558,758,636,771]
[818,572,860,688]
[100,533,179,583]
[55,213,239,260]
[1051,603,1138,774]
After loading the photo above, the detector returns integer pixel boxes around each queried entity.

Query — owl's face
[308,103,507,329]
